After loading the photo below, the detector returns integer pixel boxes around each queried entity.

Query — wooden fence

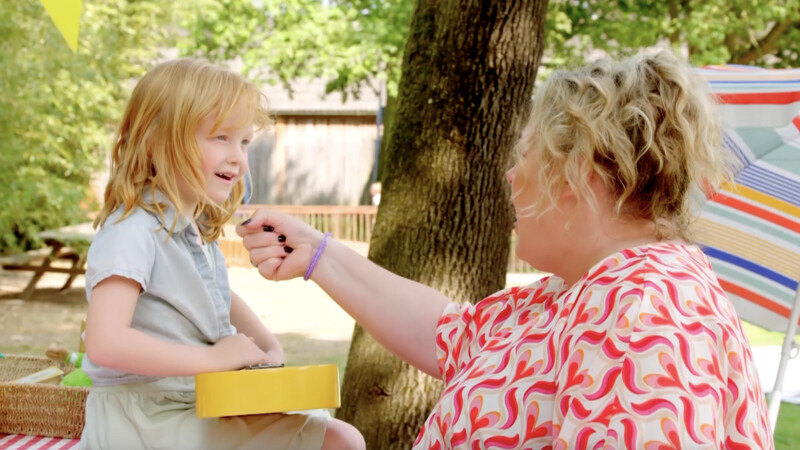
[248,115,378,206]
[221,205,538,274]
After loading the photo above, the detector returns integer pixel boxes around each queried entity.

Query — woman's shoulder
[640,242,717,284]
[475,275,563,311]
[583,242,711,282]
[580,242,726,311]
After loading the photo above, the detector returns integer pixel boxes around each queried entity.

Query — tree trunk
[336,0,548,448]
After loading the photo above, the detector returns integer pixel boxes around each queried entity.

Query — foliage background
[181,0,800,94]
[0,0,183,254]
[5,0,800,254]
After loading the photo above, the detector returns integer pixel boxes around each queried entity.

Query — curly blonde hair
[95,58,271,242]
[514,48,729,241]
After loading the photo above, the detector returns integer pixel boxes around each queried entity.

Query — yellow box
[195,364,340,418]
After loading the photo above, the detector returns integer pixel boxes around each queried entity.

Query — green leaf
[0,0,188,254]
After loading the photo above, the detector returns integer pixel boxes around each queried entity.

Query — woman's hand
[210,333,272,370]
[236,210,324,281]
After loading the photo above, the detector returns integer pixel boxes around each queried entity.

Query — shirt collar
[143,189,193,234]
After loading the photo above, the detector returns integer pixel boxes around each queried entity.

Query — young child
[80,58,364,450]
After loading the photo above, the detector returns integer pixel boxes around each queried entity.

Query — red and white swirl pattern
[415,242,772,449]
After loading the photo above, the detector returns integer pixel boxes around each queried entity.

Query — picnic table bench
[0,223,95,301]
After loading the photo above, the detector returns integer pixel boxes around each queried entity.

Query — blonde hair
[95,58,271,241]
[514,48,729,240]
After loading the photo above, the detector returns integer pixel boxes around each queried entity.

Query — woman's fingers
[248,245,289,267]
[236,209,279,237]
[241,228,290,254]
[237,209,317,282]
[256,257,284,281]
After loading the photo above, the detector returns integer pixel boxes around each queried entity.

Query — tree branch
[732,18,796,64]
[668,0,679,43]
[724,32,737,55]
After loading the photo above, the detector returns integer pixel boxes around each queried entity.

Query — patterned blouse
[415,242,772,449]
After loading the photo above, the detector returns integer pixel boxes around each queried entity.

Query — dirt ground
[0,263,356,369]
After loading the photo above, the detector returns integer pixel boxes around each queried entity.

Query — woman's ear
[556,176,579,216]
[584,169,616,210]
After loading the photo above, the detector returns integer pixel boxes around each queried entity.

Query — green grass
[741,320,800,449]
[741,321,800,347]
[774,403,800,449]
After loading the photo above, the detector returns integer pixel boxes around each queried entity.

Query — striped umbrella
[696,65,800,432]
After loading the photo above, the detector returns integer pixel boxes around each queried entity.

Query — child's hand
[236,210,325,281]
[211,333,272,370]
[262,349,283,365]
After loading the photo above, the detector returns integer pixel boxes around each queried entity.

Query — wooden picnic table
[1,222,95,301]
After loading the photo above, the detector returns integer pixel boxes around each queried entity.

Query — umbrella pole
[767,284,800,433]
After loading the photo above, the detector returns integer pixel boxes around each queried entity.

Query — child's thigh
[209,411,329,450]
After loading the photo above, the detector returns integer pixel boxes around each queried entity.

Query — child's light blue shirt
[82,193,235,386]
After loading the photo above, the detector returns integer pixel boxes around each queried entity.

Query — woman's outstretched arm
[238,210,451,378]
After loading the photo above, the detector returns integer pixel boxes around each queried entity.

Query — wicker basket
[0,354,88,439]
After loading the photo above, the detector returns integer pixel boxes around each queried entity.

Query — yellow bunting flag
[38,0,83,52]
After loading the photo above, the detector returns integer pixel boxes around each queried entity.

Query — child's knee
[321,418,365,450]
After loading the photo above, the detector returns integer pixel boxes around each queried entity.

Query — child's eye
[241,139,251,146]
[216,135,228,142]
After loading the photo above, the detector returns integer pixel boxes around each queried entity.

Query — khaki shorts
[78,377,328,450]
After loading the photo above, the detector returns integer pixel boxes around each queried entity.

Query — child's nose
[229,146,246,164]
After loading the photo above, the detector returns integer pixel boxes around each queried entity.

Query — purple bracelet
[304,232,331,281]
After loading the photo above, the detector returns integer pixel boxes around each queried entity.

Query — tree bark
[336,0,548,448]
